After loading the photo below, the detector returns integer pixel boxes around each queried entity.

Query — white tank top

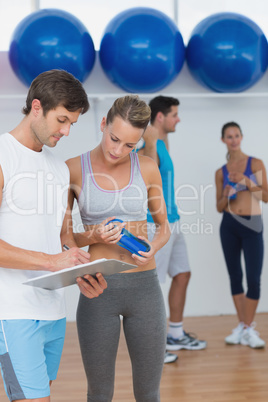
[0,133,69,320]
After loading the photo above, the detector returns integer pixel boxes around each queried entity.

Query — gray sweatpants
[76,269,166,402]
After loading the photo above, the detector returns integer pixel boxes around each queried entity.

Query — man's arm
[131,156,170,266]
[138,125,159,165]
[0,163,106,298]
[0,164,91,272]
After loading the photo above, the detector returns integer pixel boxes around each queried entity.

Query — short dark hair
[221,122,242,139]
[22,69,89,116]
[149,95,180,124]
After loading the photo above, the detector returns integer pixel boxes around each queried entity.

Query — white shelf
[1,92,268,100]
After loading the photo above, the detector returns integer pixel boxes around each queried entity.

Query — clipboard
[23,259,137,290]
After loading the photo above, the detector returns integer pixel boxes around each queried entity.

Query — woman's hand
[90,217,125,245]
[223,184,232,198]
[228,171,245,183]
[130,236,155,266]
[223,184,237,198]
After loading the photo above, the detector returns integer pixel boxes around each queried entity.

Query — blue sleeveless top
[222,156,258,192]
[78,151,148,225]
[147,140,180,223]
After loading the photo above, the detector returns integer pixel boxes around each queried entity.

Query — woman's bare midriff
[85,219,156,273]
[224,191,262,215]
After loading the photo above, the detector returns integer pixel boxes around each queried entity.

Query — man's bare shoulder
[137,153,158,169]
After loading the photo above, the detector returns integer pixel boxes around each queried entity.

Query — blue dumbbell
[106,219,151,255]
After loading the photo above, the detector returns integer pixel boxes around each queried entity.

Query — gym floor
[1,313,267,401]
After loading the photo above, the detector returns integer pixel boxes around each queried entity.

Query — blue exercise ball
[99,7,185,93]
[186,12,268,92]
[9,9,95,86]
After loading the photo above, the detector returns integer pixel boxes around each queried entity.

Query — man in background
[139,95,207,357]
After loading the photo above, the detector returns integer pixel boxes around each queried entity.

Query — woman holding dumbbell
[63,95,170,402]
[215,121,268,349]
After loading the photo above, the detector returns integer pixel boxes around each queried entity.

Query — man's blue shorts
[0,318,66,401]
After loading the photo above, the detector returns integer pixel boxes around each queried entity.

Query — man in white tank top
[0,70,107,402]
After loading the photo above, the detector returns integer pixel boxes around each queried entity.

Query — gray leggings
[76,269,166,402]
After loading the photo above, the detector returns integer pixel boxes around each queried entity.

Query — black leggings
[220,211,264,300]
[76,269,166,402]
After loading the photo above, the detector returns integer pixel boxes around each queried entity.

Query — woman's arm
[228,158,268,203]
[250,158,268,202]
[215,168,230,213]
[147,164,170,253]
[60,189,107,299]
[135,155,170,264]
[64,158,123,249]
[61,161,108,298]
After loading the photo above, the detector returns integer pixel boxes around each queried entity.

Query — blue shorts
[0,318,66,401]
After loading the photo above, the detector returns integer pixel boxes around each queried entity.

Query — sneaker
[225,323,244,345]
[240,323,266,349]
[164,352,178,364]
[166,332,207,351]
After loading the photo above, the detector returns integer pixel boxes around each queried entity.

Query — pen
[63,244,70,251]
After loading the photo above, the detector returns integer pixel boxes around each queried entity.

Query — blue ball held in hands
[107,219,151,256]
[9,8,96,86]
[186,12,268,92]
[99,7,185,93]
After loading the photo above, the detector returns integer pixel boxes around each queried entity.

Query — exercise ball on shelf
[186,12,268,92]
[9,9,96,87]
[99,7,185,93]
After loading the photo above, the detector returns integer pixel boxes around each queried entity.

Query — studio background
[0,0,268,321]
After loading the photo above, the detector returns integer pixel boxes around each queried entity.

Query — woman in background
[215,121,268,349]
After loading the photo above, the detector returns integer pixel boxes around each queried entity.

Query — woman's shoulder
[65,154,83,184]
[250,156,265,171]
[215,165,224,176]
[65,154,81,169]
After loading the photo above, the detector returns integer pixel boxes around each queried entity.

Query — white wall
[1,51,268,320]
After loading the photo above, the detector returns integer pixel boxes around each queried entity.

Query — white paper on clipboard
[23,259,137,290]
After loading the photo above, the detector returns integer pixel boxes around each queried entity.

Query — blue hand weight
[106,219,151,255]
[227,179,237,200]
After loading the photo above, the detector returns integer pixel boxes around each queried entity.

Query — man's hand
[48,247,108,299]
[76,272,107,299]
[48,247,90,272]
